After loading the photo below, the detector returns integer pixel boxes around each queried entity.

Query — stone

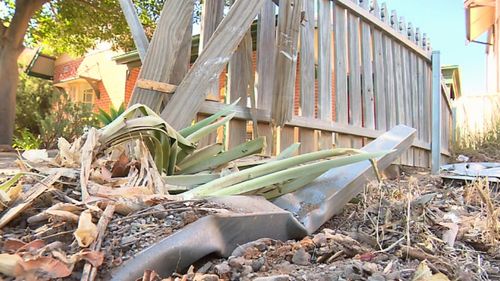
[253,275,291,281]
[214,262,231,275]
[291,248,310,266]
[228,256,247,270]
[367,273,386,281]
[199,274,219,281]
[241,265,253,275]
[251,257,265,272]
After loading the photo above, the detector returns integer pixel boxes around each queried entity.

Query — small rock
[214,262,231,275]
[367,273,386,281]
[362,262,379,274]
[199,274,219,281]
[197,262,213,274]
[312,233,327,246]
[251,257,265,272]
[253,275,290,281]
[228,256,247,269]
[291,248,310,266]
[241,265,253,275]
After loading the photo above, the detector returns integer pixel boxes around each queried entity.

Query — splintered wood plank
[317,0,332,121]
[228,31,254,149]
[370,0,386,131]
[381,3,396,129]
[333,3,350,148]
[200,0,225,101]
[129,0,194,111]
[347,8,362,148]
[118,0,149,62]
[299,0,315,154]
[271,0,302,126]
[256,0,276,155]
[360,0,375,130]
[0,173,61,228]
[161,0,266,129]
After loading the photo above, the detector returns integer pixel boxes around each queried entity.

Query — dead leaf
[6,182,22,203]
[74,210,98,247]
[45,210,80,223]
[0,253,22,276]
[111,152,131,178]
[57,137,81,167]
[3,239,45,253]
[17,256,73,278]
[52,250,104,267]
[412,261,450,281]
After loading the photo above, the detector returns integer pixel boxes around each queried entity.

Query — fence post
[431,51,441,174]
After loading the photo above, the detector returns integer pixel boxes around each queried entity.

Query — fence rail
[125,0,453,169]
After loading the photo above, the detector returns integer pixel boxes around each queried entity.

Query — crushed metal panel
[273,125,416,233]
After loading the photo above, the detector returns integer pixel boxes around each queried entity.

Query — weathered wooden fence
[123,0,452,169]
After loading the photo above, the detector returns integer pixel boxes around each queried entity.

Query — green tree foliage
[14,70,98,149]
[1,0,167,56]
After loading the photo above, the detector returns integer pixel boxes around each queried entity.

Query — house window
[83,89,94,104]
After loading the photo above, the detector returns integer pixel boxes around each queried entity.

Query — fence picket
[299,0,316,153]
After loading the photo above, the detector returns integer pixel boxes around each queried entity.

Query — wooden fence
[123,0,452,169]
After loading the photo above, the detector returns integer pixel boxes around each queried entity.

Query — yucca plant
[93,101,391,199]
[96,104,126,126]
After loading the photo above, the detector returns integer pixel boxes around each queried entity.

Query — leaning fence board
[228,31,253,149]
[129,0,194,112]
[271,0,302,127]
[256,0,277,154]
[161,0,266,129]
[299,0,315,154]
[317,0,333,121]
[118,0,149,62]
[360,0,375,130]
[400,17,413,165]
[199,0,225,101]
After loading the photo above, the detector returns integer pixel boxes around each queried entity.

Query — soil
[148,167,500,281]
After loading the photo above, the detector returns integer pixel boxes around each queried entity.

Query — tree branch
[5,0,48,49]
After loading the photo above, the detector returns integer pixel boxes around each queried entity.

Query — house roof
[464,0,496,41]
[441,65,462,99]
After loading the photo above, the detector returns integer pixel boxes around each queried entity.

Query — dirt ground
[152,167,500,281]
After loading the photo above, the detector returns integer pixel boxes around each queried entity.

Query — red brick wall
[93,81,112,112]
[123,51,338,122]
[53,58,83,83]
[125,67,140,104]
